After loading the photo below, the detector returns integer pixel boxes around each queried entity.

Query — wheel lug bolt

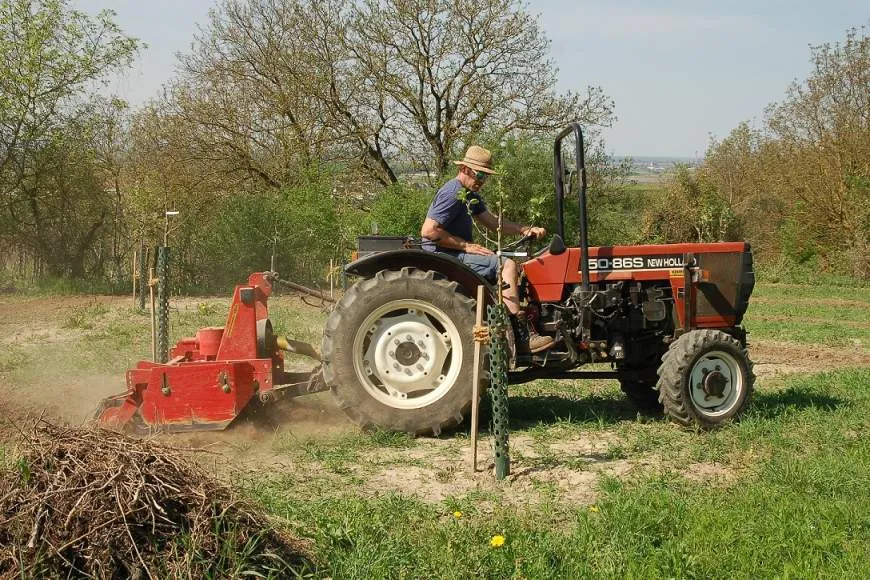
[394,339,400,345]
[406,335,413,341]
[416,364,424,371]
[702,367,709,374]
[404,368,412,375]
[388,351,395,358]
[393,363,400,370]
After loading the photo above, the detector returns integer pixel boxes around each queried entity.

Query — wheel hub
[703,370,728,398]
[360,308,452,404]
[690,353,740,411]
[395,341,422,366]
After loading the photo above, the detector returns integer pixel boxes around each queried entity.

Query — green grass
[273,429,417,475]
[248,369,870,579]
[750,300,869,322]
[754,283,870,303]
[3,285,869,578]
[0,344,28,373]
[745,319,870,347]
[745,283,870,346]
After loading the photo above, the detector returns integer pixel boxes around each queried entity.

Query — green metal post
[487,303,510,479]
[156,246,170,363]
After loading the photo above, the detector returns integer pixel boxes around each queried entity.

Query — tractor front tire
[657,329,754,428]
[322,268,479,436]
[619,378,662,413]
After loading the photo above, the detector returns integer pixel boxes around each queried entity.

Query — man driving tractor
[420,145,555,353]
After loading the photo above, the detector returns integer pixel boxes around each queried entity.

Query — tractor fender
[345,249,496,300]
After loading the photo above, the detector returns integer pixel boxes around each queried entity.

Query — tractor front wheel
[619,378,662,413]
[657,329,754,428]
[322,268,479,436]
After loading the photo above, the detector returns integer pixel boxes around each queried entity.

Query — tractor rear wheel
[322,268,479,436]
[657,329,754,428]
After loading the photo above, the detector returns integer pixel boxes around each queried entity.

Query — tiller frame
[96,272,325,433]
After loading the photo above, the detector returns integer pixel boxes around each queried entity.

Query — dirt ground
[1,292,868,506]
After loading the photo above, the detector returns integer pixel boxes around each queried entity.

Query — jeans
[456,252,501,282]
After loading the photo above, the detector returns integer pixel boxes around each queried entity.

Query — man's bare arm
[475,210,532,236]
[421,217,493,255]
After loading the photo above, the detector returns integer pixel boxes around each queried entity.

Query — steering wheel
[499,233,538,259]
[502,233,536,251]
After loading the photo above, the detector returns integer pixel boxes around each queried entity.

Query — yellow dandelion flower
[453,511,462,519]
[489,534,506,548]
[589,505,600,513]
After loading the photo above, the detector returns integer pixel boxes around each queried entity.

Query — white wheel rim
[352,299,463,410]
[689,349,744,417]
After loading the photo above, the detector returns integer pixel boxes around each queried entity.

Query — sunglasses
[467,168,489,183]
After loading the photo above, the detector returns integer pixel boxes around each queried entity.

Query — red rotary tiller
[95,272,325,433]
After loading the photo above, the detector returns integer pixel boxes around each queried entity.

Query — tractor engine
[520,241,754,374]
[531,280,673,367]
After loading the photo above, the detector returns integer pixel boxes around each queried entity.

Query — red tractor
[322,124,755,434]
[97,124,754,436]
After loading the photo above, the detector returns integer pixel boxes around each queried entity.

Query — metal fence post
[156,246,170,363]
[487,303,510,479]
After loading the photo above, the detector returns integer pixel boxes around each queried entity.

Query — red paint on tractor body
[523,242,749,329]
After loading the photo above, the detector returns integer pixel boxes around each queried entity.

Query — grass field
[0,283,868,578]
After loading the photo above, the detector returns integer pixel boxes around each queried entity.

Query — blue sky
[75,0,867,157]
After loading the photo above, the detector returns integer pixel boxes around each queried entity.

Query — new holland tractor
[97,124,754,436]
[321,123,755,435]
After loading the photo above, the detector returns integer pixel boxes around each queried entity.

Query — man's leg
[501,258,554,353]
[456,254,519,309]
[500,258,520,315]
[457,253,499,281]
[459,254,553,353]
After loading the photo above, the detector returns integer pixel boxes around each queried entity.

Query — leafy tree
[642,165,739,244]
[764,25,869,276]
[155,0,614,189]
[344,0,614,180]
[0,0,140,276]
[683,24,870,278]
[488,134,634,248]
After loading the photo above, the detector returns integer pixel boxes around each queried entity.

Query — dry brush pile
[0,422,314,578]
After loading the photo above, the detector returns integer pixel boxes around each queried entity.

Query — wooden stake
[149,267,157,361]
[470,284,485,472]
[132,250,137,305]
[329,258,335,299]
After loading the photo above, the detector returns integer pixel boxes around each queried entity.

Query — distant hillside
[610,155,698,183]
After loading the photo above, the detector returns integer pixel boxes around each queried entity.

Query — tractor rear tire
[322,268,480,436]
[657,329,754,428]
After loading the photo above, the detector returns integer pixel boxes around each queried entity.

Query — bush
[190,180,348,290]
[365,183,433,237]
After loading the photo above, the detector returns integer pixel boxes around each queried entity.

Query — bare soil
[751,340,870,378]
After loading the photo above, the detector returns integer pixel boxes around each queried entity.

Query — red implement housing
[96,272,323,433]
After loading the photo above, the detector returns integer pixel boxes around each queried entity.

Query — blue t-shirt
[422,179,487,256]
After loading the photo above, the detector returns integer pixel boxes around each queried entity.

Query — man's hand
[464,242,495,255]
[522,226,547,240]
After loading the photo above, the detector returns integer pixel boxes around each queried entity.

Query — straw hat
[453,145,497,174]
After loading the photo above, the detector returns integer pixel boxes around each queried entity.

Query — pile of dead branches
[0,422,313,578]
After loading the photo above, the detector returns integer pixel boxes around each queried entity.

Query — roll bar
[553,123,589,291]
